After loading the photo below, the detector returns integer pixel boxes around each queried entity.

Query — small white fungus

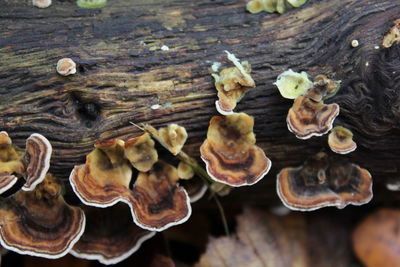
[351,40,359,48]
[161,45,170,51]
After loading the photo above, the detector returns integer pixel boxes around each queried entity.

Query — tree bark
[1,0,400,204]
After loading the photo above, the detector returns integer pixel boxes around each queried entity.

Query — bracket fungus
[32,0,52,8]
[274,69,313,99]
[304,75,341,102]
[125,133,158,172]
[56,58,76,76]
[0,131,52,193]
[287,96,339,139]
[157,124,188,155]
[200,113,271,187]
[382,19,400,48]
[177,161,194,180]
[276,152,373,211]
[132,161,191,231]
[70,140,191,231]
[77,0,107,8]
[70,204,155,265]
[328,126,357,154]
[70,139,132,208]
[0,174,85,258]
[22,133,53,191]
[212,51,255,115]
[246,0,308,14]
[0,132,23,194]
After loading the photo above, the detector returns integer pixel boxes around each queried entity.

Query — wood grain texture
[1,0,400,204]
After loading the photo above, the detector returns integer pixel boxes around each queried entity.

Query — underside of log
[1,0,400,205]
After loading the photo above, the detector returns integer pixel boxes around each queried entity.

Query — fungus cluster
[274,71,368,211]
[246,0,308,14]
[275,70,359,154]
[70,135,191,232]
[276,152,372,211]
[0,20,383,263]
[206,52,271,190]
[273,70,371,210]
[66,125,208,263]
[276,72,341,139]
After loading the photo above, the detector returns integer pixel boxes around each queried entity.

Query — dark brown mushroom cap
[328,126,357,154]
[352,208,400,267]
[0,174,85,258]
[276,153,372,211]
[70,204,155,265]
[287,96,340,139]
[200,113,271,187]
[70,139,132,207]
[130,161,191,231]
[214,61,255,115]
[22,133,52,191]
[125,133,158,172]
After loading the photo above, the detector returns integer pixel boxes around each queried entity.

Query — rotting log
[1,0,400,206]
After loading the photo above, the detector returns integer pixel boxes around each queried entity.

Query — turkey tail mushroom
[0,131,52,193]
[287,96,339,139]
[200,113,271,187]
[276,152,373,211]
[70,140,191,231]
[70,204,155,265]
[0,174,85,258]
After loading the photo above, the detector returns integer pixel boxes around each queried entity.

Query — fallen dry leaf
[196,207,308,267]
[196,207,353,267]
[352,208,400,267]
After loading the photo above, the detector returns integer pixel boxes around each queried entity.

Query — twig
[212,194,230,236]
